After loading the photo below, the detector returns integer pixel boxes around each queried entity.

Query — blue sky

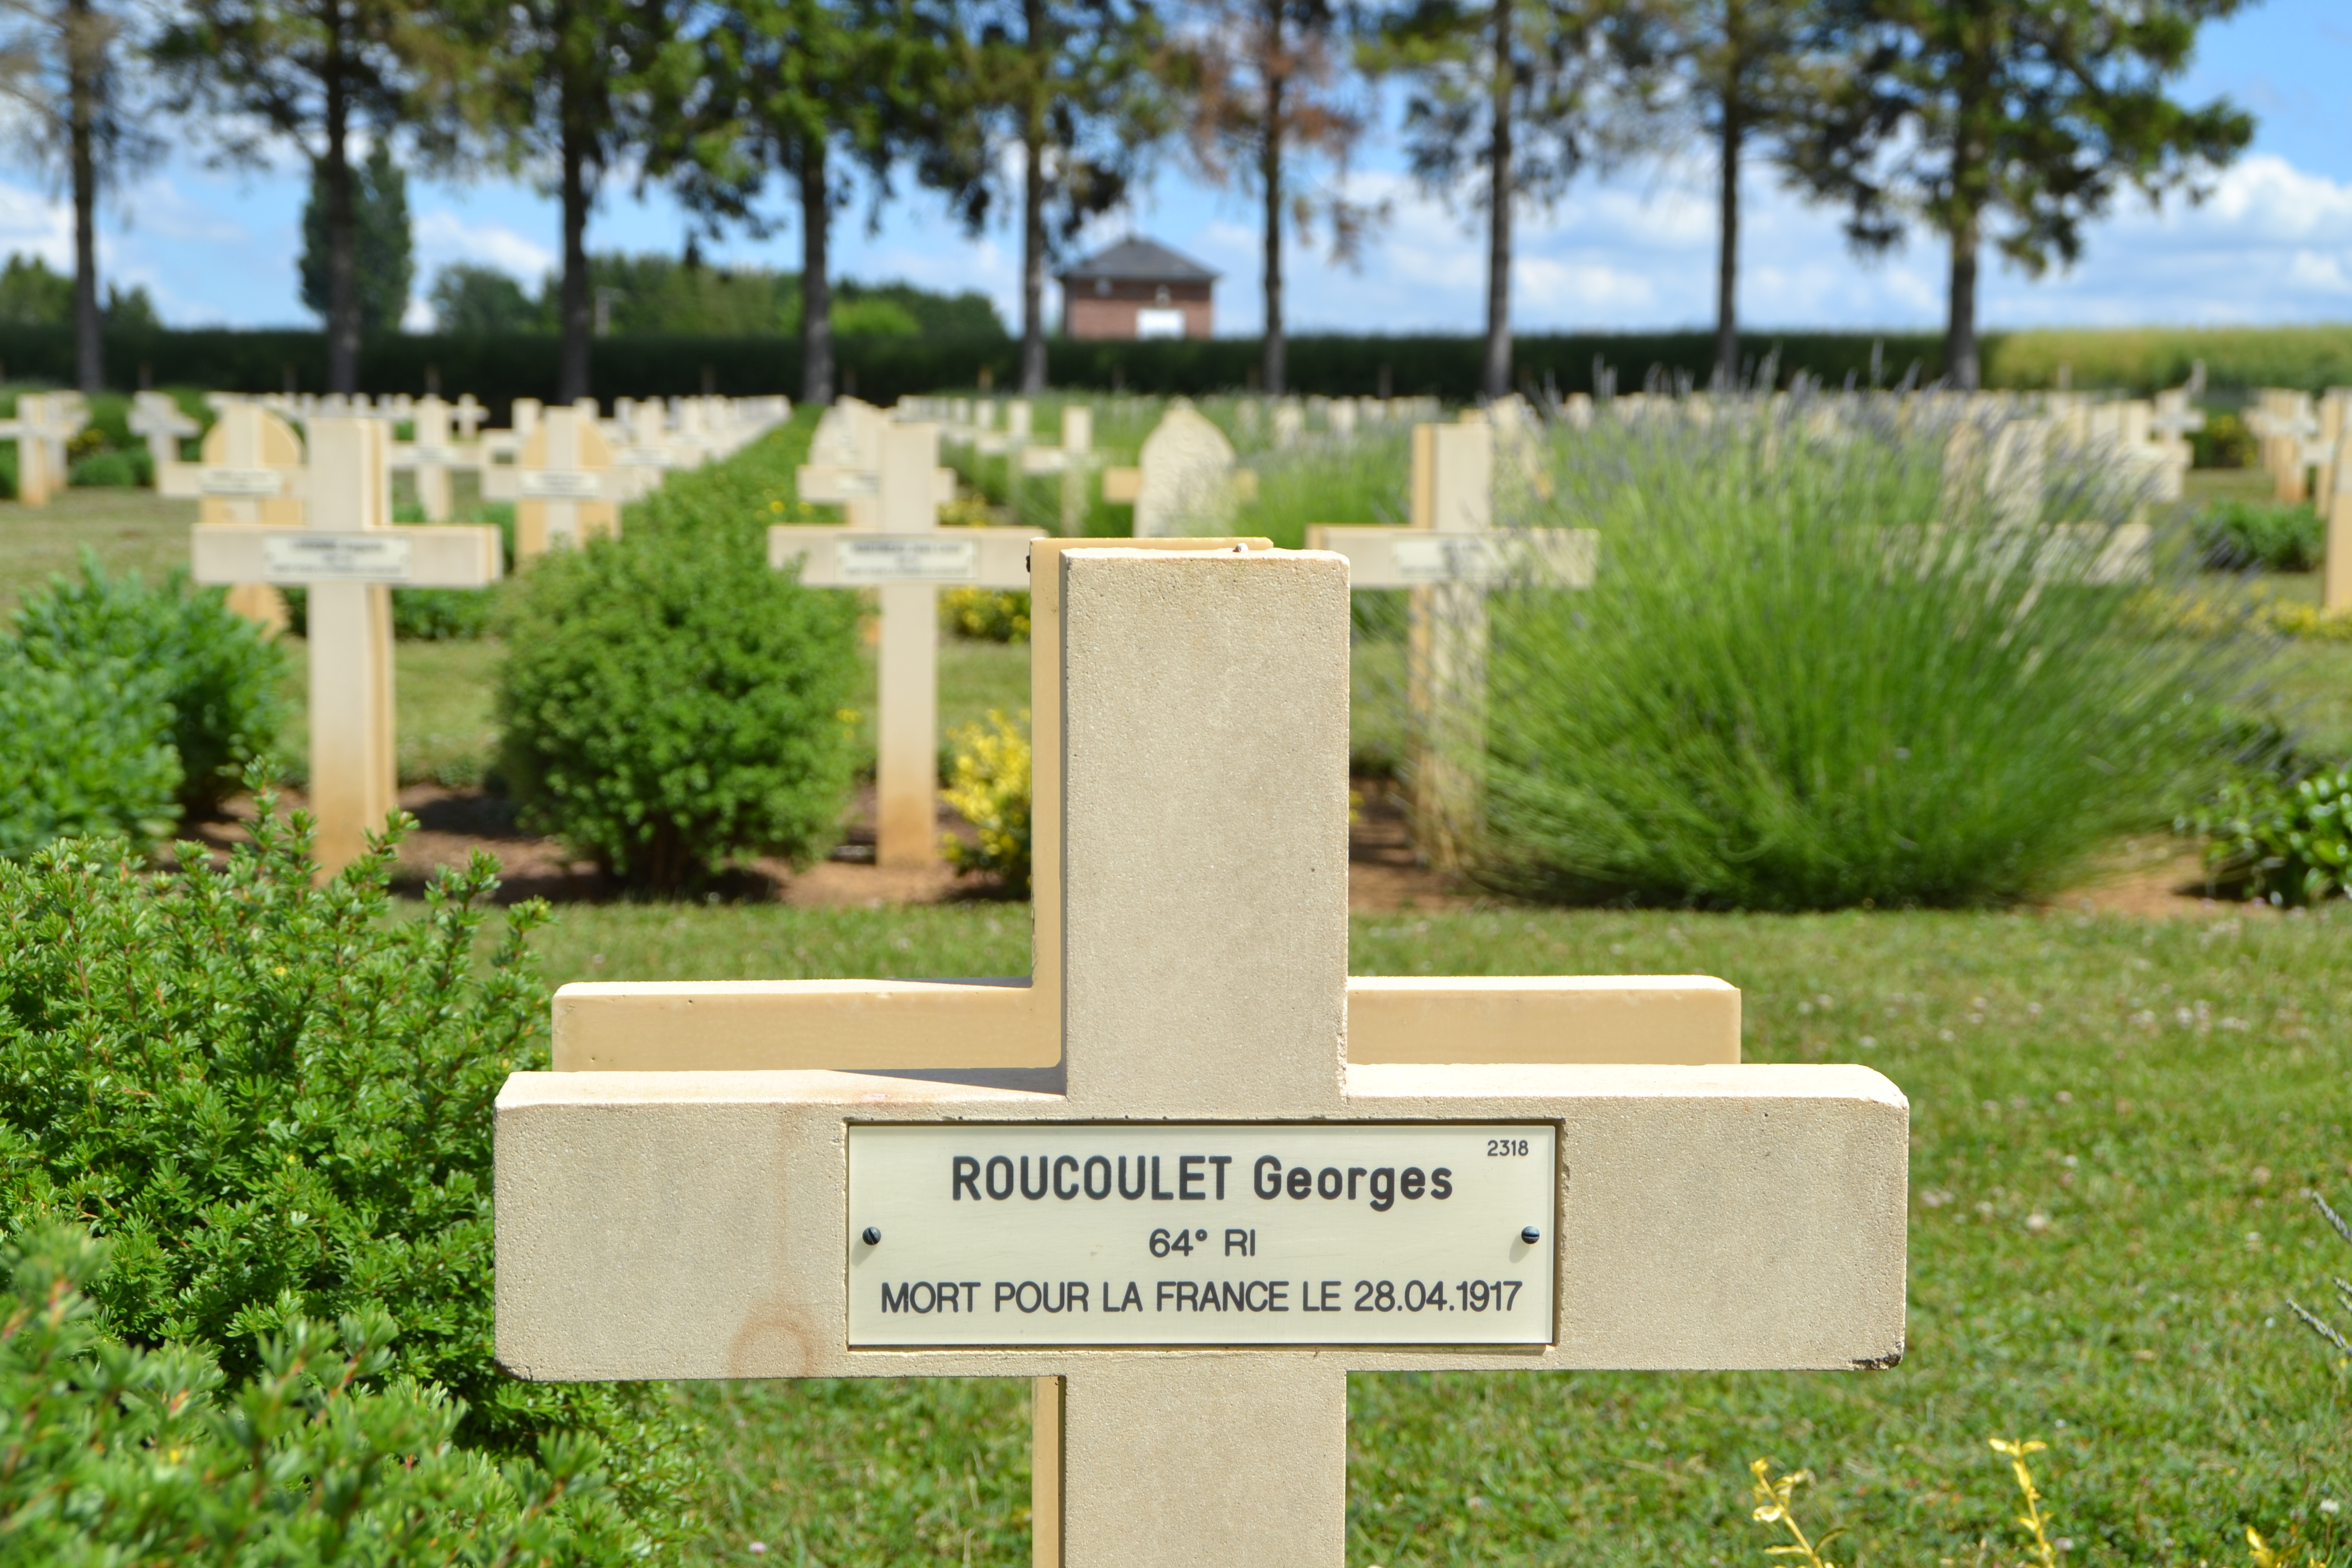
[14,0,2348,335]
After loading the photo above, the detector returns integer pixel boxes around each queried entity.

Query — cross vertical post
[301,418,400,874]
[876,421,945,867]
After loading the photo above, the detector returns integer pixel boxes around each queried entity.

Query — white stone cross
[2,390,87,506]
[2249,390,2319,504]
[160,403,314,632]
[496,543,1909,1568]
[1017,405,1106,533]
[480,406,621,557]
[189,417,502,874]
[452,395,489,441]
[389,395,478,522]
[769,418,1043,869]
[1307,415,1592,868]
[2148,387,2204,502]
[130,391,201,478]
[598,399,677,504]
[974,397,1035,459]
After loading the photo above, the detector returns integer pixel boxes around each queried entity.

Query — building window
[1095,278,1110,297]
[1154,285,1171,305]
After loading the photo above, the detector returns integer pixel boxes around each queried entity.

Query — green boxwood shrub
[0,651,181,856]
[2181,763,2352,905]
[2193,498,2323,572]
[0,1223,639,1566]
[0,803,695,1547]
[67,446,152,487]
[495,529,862,890]
[1477,401,2238,910]
[10,553,288,814]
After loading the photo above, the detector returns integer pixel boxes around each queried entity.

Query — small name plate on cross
[198,467,289,498]
[262,533,412,582]
[835,535,981,583]
[847,1121,1555,1346]
[517,470,606,499]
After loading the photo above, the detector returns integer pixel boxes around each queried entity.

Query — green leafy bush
[67,446,152,487]
[496,529,862,890]
[0,651,181,856]
[10,553,288,813]
[2192,498,2323,572]
[1478,400,2236,910]
[0,1222,639,1566]
[2179,764,2352,905]
[0,804,695,1544]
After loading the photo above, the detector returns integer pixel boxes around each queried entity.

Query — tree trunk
[65,0,101,394]
[323,42,359,394]
[1481,0,1512,401]
[1261,7,1286,398]
[1945,32,1989,393]
[1945,213,1979,391]
[556,63,593,403]
[1018,0,1049,394]
[1712,67,1741,389]
[798,142,834,405]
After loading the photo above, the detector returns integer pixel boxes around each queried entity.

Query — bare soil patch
[192,775,1469,913]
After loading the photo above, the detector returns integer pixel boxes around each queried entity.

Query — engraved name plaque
[846,1122,1557,1347]
[262,534,414,583]
[835,537,982,584]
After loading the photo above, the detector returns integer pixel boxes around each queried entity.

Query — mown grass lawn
[496,900,2352,1567]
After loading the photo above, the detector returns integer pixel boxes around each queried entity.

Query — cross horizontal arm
[798,463,959,505]
[160,465,311,501]
[190,525,503,589]
[767,525,1045,589]
[547,975,1737,1070]
[553,978,1054,1069]
[1306,525,1598,590]
[492,1061,1906,1382]
[479,468,618,503]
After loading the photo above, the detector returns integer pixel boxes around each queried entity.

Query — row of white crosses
[495,541,1909,1568]
[177,405,503,873]
[156,390,793,874]
[2245,386,2352,611]
[772,399,1043,868]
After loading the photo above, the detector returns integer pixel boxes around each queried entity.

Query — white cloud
[0,180,73,266]
[413,210,555,281]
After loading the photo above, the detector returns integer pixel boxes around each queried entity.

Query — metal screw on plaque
[861,1227,882,1246]
[1520,1227,1541,1245]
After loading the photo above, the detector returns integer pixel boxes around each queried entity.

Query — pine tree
[299,141,412,335]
